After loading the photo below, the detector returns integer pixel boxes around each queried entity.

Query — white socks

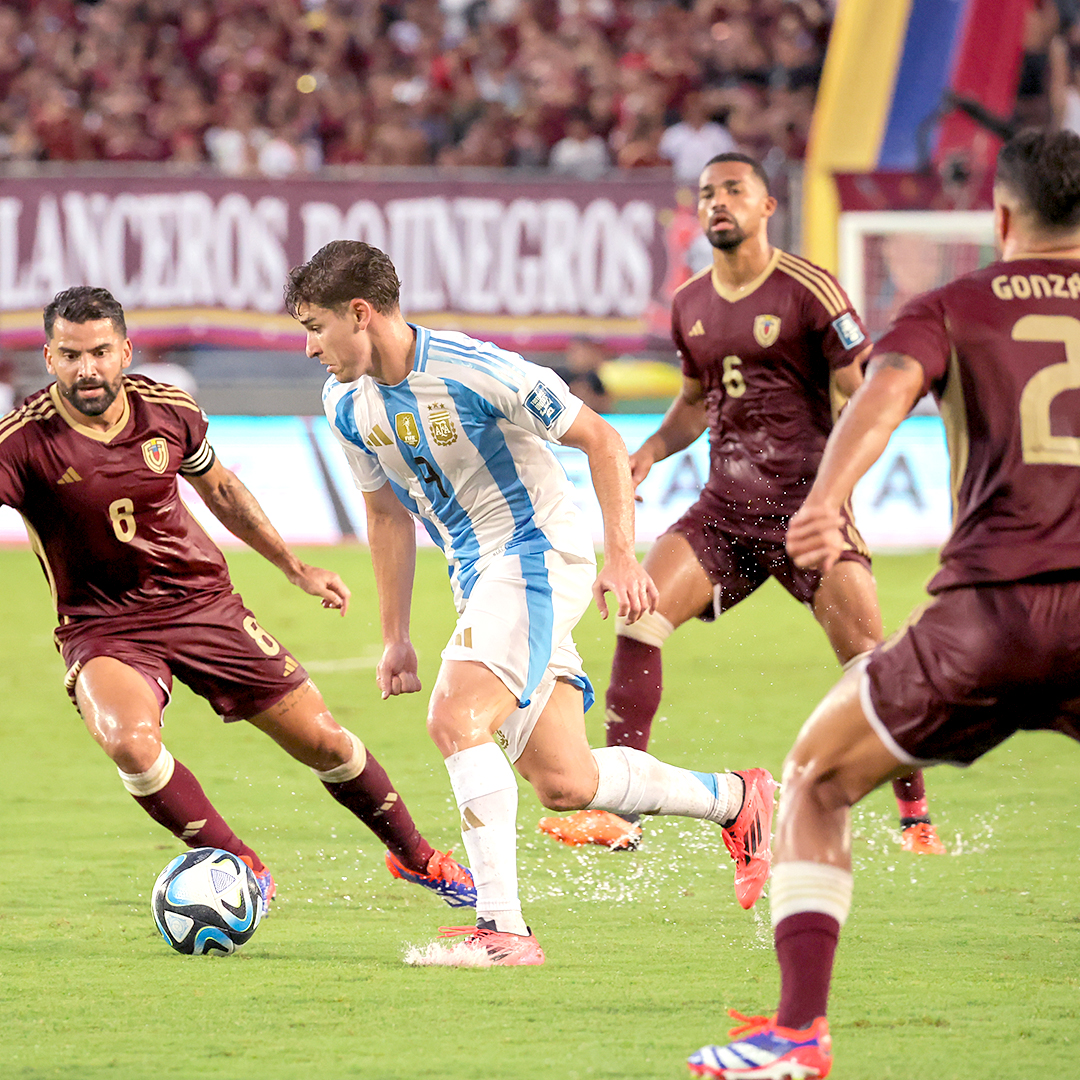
[444,742,528,936]
[586,746,742,825]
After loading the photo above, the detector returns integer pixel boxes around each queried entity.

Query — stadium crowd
[0,0,830,177]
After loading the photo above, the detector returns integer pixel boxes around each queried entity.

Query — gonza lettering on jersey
[524,383,565,428]
[991,272,1080,300]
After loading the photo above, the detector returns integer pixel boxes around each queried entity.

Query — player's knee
[426,705,491,757]
[95,725,161,774]
[533,773,594,811]
[311,727,367,782]
[117,744,174,794]
[781,754,857,815]
[425,709,452,752]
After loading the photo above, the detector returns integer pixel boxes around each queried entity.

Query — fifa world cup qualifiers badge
[524,383,564,427]
[831,312,866,350]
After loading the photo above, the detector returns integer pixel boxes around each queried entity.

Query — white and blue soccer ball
[151,847,262,955]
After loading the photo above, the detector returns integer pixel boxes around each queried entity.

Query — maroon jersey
[0,374,232,619]
[672,248,868,537]
[876,257,1080,592]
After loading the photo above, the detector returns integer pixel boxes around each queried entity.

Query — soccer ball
[151,847,262,955]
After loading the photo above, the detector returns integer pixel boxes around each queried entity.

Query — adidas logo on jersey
[57,466,83,484]
[688,320,705,337]
[365,424,393,448]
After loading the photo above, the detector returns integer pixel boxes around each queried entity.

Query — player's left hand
[288,563,351,616]
[592,554,659,624]
[786,503,845,572]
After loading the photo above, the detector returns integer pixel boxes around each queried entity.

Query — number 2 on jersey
[1014,314,1080,465]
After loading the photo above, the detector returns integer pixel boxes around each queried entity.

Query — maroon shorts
[864,577,1080,765]
[55,591,310,722]
[668,493,871,620]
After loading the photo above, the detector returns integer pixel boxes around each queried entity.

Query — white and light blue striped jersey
[323,324,594,604]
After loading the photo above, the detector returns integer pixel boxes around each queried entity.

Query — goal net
[837,210,995,340]
[836,210,995,550]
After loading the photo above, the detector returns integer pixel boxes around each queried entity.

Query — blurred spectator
[0,358,15,415]
[616,115,667,169]
[552,337,613,414]
[549,109,610,178]
[325,112,370,165]
[1050,20,1080,133]
[1018,0,1062,128]
[0,0,849,176]
[205,94,268,175]
[658,91,737,185]
[368,101,432,166]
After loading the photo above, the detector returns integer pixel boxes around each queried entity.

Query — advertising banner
[0,173,690,352]
[0,413,952,555]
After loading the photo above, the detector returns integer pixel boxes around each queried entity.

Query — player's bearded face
[706,215,748,251]
[697,163,774,252]
[45,317,132,420]
[59,368,124,416]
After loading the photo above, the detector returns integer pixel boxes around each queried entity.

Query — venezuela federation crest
[142,437,169,474]
[753,314,781,348]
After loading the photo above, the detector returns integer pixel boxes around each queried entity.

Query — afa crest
[395,412,420,447]
[142,437,169,474]
[753,314,781,348]
[427,402,458,447]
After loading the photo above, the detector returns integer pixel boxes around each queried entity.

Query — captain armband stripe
[179,439,216,476]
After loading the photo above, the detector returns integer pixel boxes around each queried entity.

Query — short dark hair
[43,286,127,340]
[996,128,1080,231]
[701,152,771,194]
[284,241,400,318]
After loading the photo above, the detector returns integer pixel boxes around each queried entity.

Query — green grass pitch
[1,544,1076,1079]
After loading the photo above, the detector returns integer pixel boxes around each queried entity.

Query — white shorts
[441,547,596,762]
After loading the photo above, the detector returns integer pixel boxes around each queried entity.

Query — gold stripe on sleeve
[22,515,60,613]
[778,252,848,314]
[132,383,203,413]
[937,330,969,528]
[0,398,58,447]
[781,255,846,315]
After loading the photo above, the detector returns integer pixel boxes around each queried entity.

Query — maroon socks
[775,912,841,1030]
[322,754,434,874]
[133,758,266,872]
[605,636,663,751]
